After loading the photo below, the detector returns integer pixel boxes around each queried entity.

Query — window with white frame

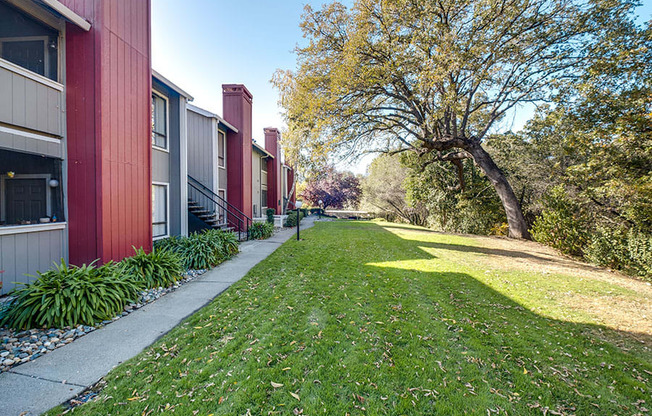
[218,130,226,168]
[152,183,168,238]
[152,93,168,149]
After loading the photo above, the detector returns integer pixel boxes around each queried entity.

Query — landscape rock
[0,267,208,373]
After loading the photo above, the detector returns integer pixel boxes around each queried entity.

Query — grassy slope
[51,221,651,415]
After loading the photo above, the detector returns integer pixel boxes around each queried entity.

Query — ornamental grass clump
[120,247,183,289]
[150,230,239,271]
[1,260,140,330]
[249,222,274,240]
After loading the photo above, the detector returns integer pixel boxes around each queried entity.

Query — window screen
[152,94,167,149]
[152,184,168,238]
[261,189,268,209]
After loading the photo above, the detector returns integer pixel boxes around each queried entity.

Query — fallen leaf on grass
[271,382,284,388]
[290,392,300,401]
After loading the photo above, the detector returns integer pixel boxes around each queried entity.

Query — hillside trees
[273,0,639,238]
[361,154,428,225]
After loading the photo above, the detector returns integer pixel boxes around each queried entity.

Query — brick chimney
[264,127,282,213]
[222,84,253,218]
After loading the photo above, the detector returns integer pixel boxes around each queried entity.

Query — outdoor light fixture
[318,200,323,220]
[48,179,60,188]
[7,171,15,178]
[295,200,303,241]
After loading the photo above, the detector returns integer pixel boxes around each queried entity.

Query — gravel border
[0,268,207,373]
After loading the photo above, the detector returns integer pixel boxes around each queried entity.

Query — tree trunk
[282,167,297,215]
[465,142,531,239]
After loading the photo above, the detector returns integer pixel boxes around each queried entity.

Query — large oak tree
[274,0,638,239]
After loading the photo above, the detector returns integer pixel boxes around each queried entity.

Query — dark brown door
[5,179,47,224]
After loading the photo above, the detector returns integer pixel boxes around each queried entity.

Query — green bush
[175,233,220,270]
[156,230,239,270]
[120,247,183,289]
[531,186,589,257]
[1,260,140,329]
[284,210,305,227]
[203,229,239,258]
[250,222,274,239]
[586,227,652,278]
[153,235,181,253]
[266,208,275,224]
[626,229,652,277]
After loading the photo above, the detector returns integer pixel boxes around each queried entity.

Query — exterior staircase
[187,199,233,230]
[187,175,252,241]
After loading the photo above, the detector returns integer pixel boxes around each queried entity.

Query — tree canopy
[274,0,643,239]
[300,166,362,210]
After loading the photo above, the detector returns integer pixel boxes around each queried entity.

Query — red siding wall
[223,84,253,219]
[64,0,152,265]
[264,128,282,213]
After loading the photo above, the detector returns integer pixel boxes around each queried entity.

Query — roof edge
[38,0,91,31]
[152,70,194,100]
[253,141,274,158]
[187,104,239,133]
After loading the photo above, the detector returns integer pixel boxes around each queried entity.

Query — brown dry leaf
[271,382,284,388]
[290,392,300,401]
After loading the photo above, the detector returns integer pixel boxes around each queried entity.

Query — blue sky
[152,0,652,174]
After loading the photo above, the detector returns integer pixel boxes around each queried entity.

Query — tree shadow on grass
[300,221,652,414]
[375,222,605,273]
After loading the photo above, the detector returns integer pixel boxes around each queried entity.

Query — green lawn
[50,221,651,415]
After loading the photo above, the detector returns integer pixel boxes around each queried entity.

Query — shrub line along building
[0,0,296,294]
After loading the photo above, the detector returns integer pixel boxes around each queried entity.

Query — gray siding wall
[0,65,64,157]
[0,225,66,294]
[252,153,261,217]
[187,110,215,191]
[167,93,183,237]
[0,129,62,159]
[152,79,185,237]
[187,109,217,215]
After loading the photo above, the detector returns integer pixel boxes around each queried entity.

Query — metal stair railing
[187,175,251,240]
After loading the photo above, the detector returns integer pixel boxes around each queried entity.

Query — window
[0,2,59,81]
[152,184,168,239]
[218,131,226,168]
[261,158,268,172]
[261,189,268,210]
[152,93,168,149]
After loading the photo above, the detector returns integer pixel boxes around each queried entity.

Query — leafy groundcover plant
[249,222,274,240]
[154,229,240,270]
[120,247,183,289]
[1,260,140,330]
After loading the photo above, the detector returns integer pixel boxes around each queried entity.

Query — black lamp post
[295,200,303,241]
[318,199,323,220]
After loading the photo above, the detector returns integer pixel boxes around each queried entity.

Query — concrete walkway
[0,217,315,416]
